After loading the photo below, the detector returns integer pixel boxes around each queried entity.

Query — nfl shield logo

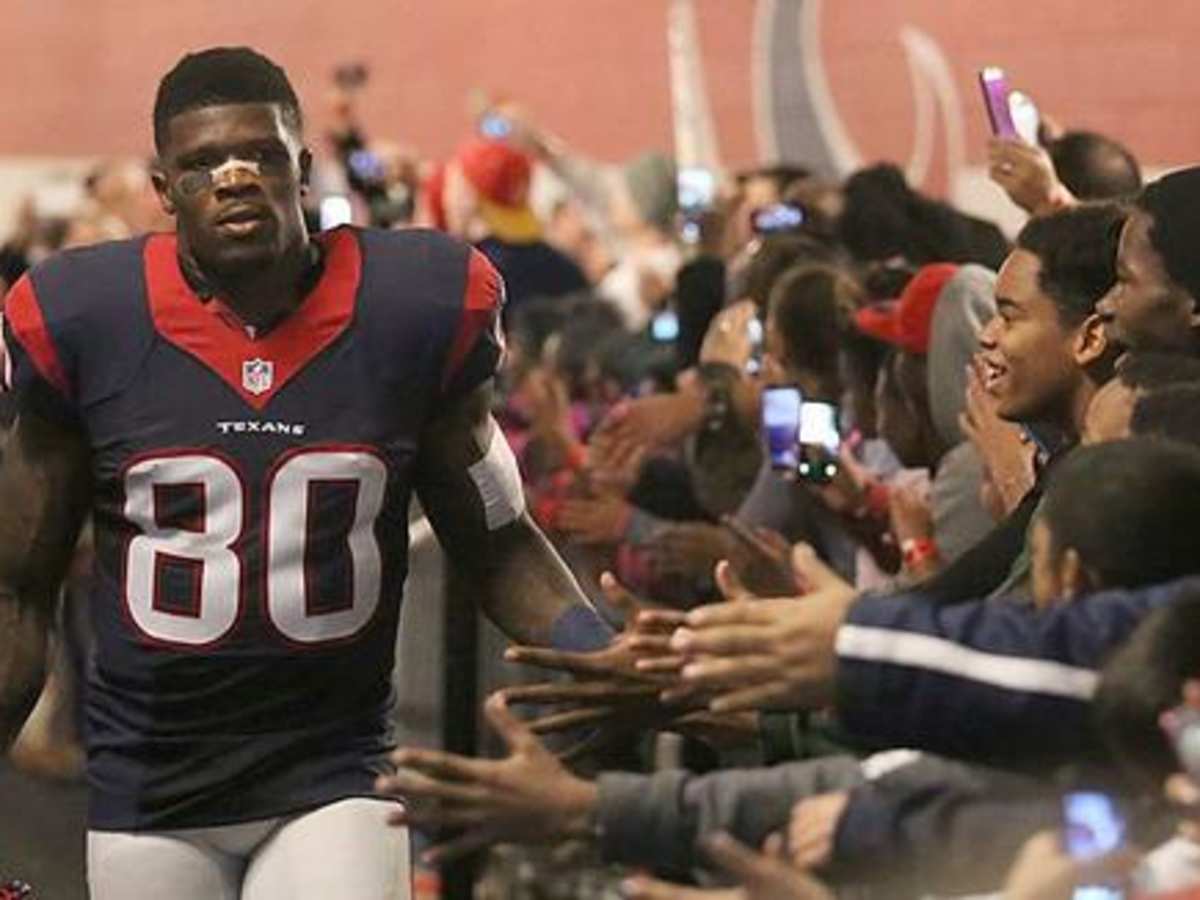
[242,358,274,395]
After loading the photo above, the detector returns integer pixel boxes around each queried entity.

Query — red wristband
[901,537,939,570]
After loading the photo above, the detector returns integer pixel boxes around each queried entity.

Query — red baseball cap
[854,263,959,355]
[454,137,532,207]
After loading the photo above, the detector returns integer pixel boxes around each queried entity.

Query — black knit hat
[1137,166,1200,301]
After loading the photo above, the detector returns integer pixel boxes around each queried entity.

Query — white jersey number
[123,450,387,647]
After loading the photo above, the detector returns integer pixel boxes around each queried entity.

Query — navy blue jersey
[1,226,504,830]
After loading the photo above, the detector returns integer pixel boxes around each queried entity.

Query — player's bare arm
[0,409,92,749]
[414,380,611,649]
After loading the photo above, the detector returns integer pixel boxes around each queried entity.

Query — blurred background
[2,0,1197,234]
[4,3,1200,898]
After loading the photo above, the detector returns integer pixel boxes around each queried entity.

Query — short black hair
[1040,439,1200,591]
[1015,202,1127,325]
[154,47,302,153]
[1136,166,1200,304]
[1048,131,1142,201]
[1116,351,1200,392]
[1094,591,1200,788]
[836,163,1010,270]
[768,263,859,378]
[1131,383,1200,447]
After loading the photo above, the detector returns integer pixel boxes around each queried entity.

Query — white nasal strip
[467,427,525,530]
[210,158,262,184]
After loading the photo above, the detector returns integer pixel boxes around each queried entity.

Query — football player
[0,47,614,900]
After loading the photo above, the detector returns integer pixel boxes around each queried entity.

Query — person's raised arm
[413,379,612,650]
[0,408,91,749]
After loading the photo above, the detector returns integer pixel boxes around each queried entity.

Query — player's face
[153,102,311,277]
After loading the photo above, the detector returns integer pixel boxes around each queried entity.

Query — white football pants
[87,797,411,900]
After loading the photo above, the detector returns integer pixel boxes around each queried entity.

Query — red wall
[1,0,1196,170]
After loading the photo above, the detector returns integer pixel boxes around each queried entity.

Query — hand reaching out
[502,572,696,757]
[376,693,598,864]
[665,547,856,713]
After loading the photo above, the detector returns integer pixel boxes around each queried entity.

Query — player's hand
[621,832,835,900]
[668,549,856,713]
[503,572,694,755]
[987,138,1075,216]
[1001,830,1137,900]
[377,694,598,864]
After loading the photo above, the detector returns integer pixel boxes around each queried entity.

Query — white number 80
[123,449,387,647]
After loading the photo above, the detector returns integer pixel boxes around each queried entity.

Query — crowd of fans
[9,63,1200,900]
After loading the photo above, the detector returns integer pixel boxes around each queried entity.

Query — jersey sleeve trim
[440,248,504,390]
[3,274,71,399]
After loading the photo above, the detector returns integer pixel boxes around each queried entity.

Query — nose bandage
[211,158,262,184]
[178,158,263,196]
[467,426,525,531]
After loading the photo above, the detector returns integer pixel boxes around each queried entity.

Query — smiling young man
[979,203,1124,441]
[0,47,612,900]
[896,202,1126,602]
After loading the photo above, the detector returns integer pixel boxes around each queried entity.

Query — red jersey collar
[143,227,362,411]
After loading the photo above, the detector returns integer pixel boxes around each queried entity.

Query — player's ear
[150,162,176,216]
[299,148,313,196]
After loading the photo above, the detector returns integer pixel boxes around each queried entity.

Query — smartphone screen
[796,402,840,483]
[1008,90,1041,145]
[978,67,1018,140]
[1063,792,1126,900]
[651,309,680,343]
[347,148,386,184]
[801,402,840,453]
[751,203,805,235]
[319,196,354,230]
[677,167,716,214]
[763,387,802,471]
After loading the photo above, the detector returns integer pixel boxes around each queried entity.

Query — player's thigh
[241,798,410,900]
[87,828,242,900]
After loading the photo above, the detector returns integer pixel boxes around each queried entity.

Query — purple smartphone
[978,67,1018,140]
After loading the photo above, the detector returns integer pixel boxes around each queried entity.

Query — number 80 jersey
[2,226,504,830]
